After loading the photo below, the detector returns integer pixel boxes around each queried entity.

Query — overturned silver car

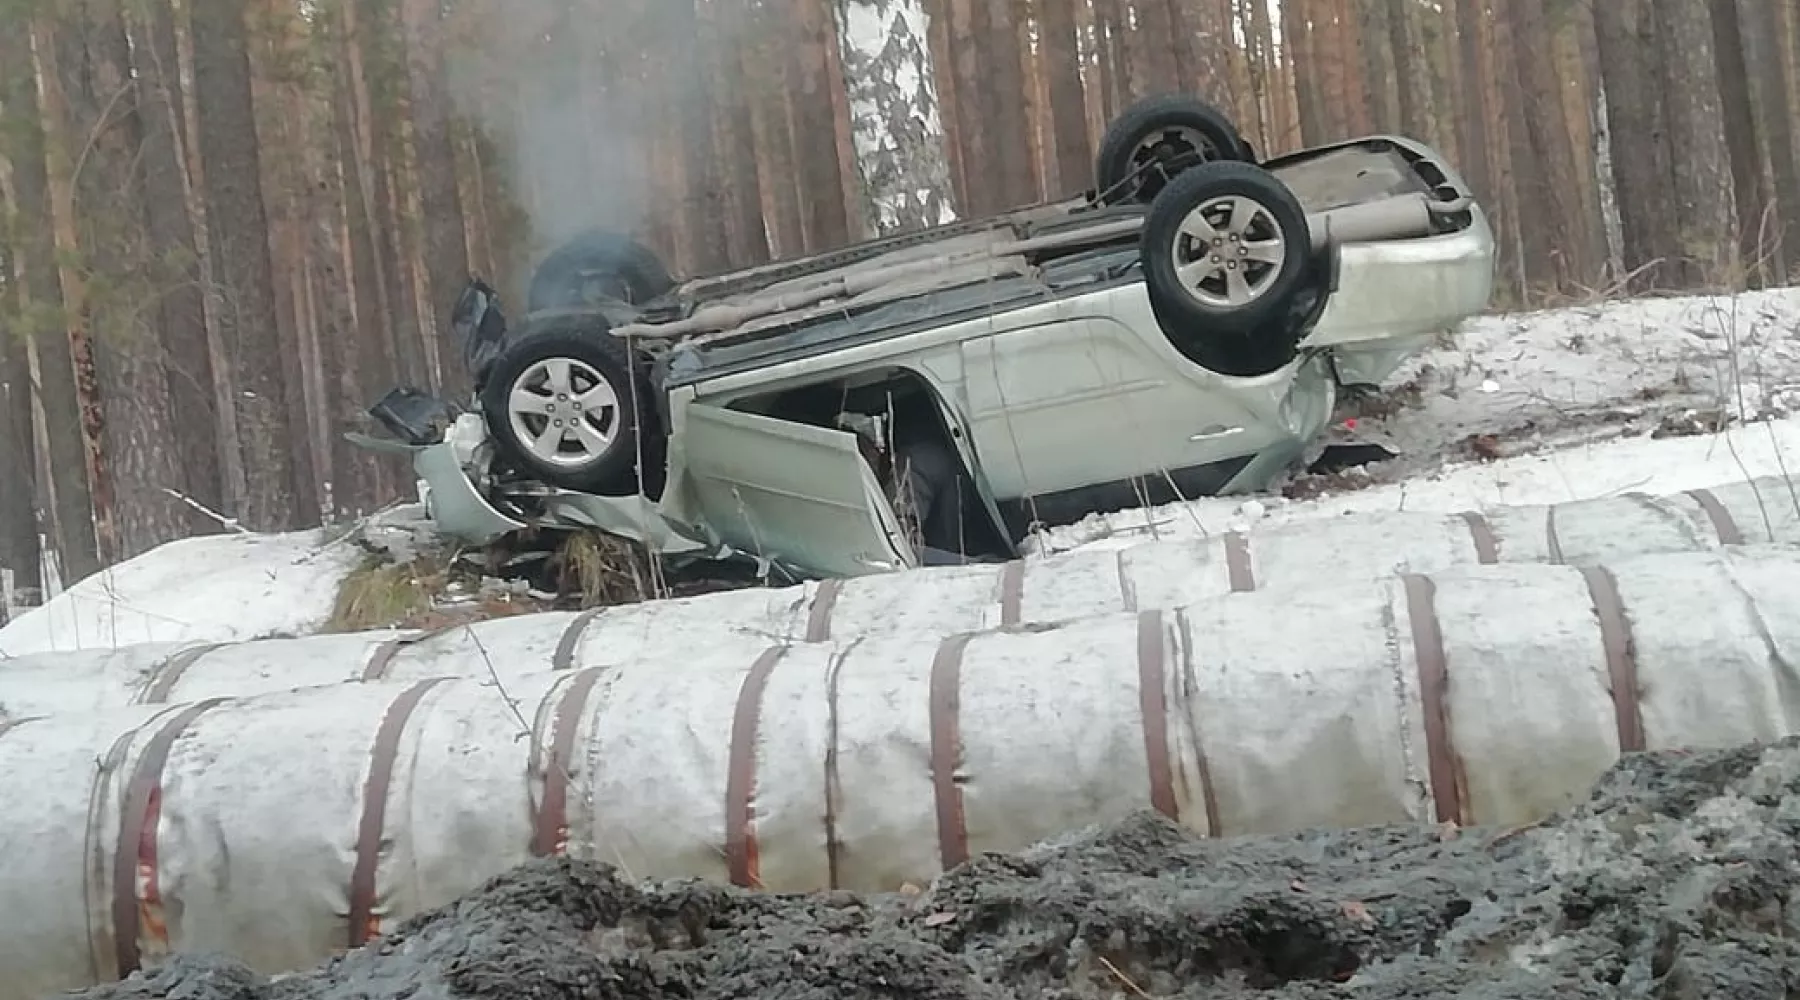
[354,95,1496,580]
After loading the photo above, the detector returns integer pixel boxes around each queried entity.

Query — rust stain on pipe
[997,561,1025,627]
[348,678,450,948]
[724,646,789,888]
[531,667,608,857]
[1577,566,1645,753]
[1400,575,1468,826]
[136,643,226,704]
[929,633,977,870]
[1224,532,1256,592]
[1135,611,1178,820]
[113,699,227,977]
[1686,488,1745,545]
[1459,512,1500,564]
[1115,549,1139,613]
[804,579,843,643]
[551,609,607,671]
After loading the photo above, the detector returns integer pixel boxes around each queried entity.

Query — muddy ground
[74,740,1800,1000]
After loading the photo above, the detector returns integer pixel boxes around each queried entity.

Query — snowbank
[0,529,365,657]
[1041,409,1800,555]
[0,474,1794,718]
[5,545,1800,997]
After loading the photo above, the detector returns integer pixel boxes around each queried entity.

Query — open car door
[680,404,918,578]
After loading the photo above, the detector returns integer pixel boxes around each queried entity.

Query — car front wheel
[1141,160,1314,375]
[479,315,661,496]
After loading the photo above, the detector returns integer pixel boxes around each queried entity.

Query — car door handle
[1190,425,1245,442]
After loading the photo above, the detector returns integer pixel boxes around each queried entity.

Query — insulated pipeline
[5,545,1800,999]
[0,476,1793,717]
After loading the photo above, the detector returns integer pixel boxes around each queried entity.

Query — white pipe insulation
[1,475,1795,718]
[5,545,1800,999]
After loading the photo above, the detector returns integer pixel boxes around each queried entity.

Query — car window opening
[736,369,1015,565]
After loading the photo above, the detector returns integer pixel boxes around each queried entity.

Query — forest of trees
[1,0,1797,604]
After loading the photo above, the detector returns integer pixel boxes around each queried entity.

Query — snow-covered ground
[5,288,1799,657]
[0,528,366,657]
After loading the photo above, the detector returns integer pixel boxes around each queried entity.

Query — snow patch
[0,527,365,657]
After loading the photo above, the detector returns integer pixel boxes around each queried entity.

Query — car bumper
[1306,206,1495,347]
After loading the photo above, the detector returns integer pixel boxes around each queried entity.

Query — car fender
[346,431,528,545]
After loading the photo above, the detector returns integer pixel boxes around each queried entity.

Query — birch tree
[833,0,955,233]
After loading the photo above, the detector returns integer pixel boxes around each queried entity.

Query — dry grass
[325,553,443,633]
[555,530,656,608]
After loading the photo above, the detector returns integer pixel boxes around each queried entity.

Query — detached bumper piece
[369,387,460,447]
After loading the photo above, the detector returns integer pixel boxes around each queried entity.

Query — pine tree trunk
[1647,0,1735,285]
[0,21,98,583]
[1284,0,1328,146]
[1709,0,1771,283]
[745,2,806,259]
[1385,0,1434,138]
[708,0,772,266]
[0,220,40,599]
[984,0,1035,210]
[1123,0,1180,96]
[1593,0,1681,288]
[790,0,852,250]
[30,15,120,565]
[70,0,192,556]
[1246,0,1293,152]
[128,0,225,532]
[945,0,995,214]
[1734,0,1800,279]
[1038,0,1091,195]
[1504,0,1595,292]
[399,0,471,342]
[246,0,322,516]
[188,0,306,530]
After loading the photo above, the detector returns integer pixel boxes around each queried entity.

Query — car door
[961,309,1276,501]
[678,404,918,578]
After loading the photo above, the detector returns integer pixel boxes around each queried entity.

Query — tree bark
[0,228,40,600]
[1037,0,1091,195]
[1386,0,1435,139]
[399,0,471,342]
[0,19,98,583]
[833,0,957,232]
[708,0,771,267]
[1503,0,1595,292]
[1593,0,1681,288]
[1734,0,1800,279]
[188,0,306,530]
[964,0,1032,212]
[1648,0,1735,286]
[745,1,806,259]
[30,14,119,566]
[70,0,191,556]
[1284,0,1328,146]
[790,0,852,251]
[127,0,225,533]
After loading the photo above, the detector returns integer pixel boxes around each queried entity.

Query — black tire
[1095,94,1254,206]
[479,313,663,496]
[1141,160,1313,369]
[526,229,675,312]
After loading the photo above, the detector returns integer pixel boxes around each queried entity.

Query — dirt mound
[70,740,1800,1000]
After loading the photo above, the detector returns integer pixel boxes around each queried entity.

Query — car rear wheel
[1095,94,1254,206]
[479,314,662,496]
[1141,160,1313,374]
[526,229,675,312]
